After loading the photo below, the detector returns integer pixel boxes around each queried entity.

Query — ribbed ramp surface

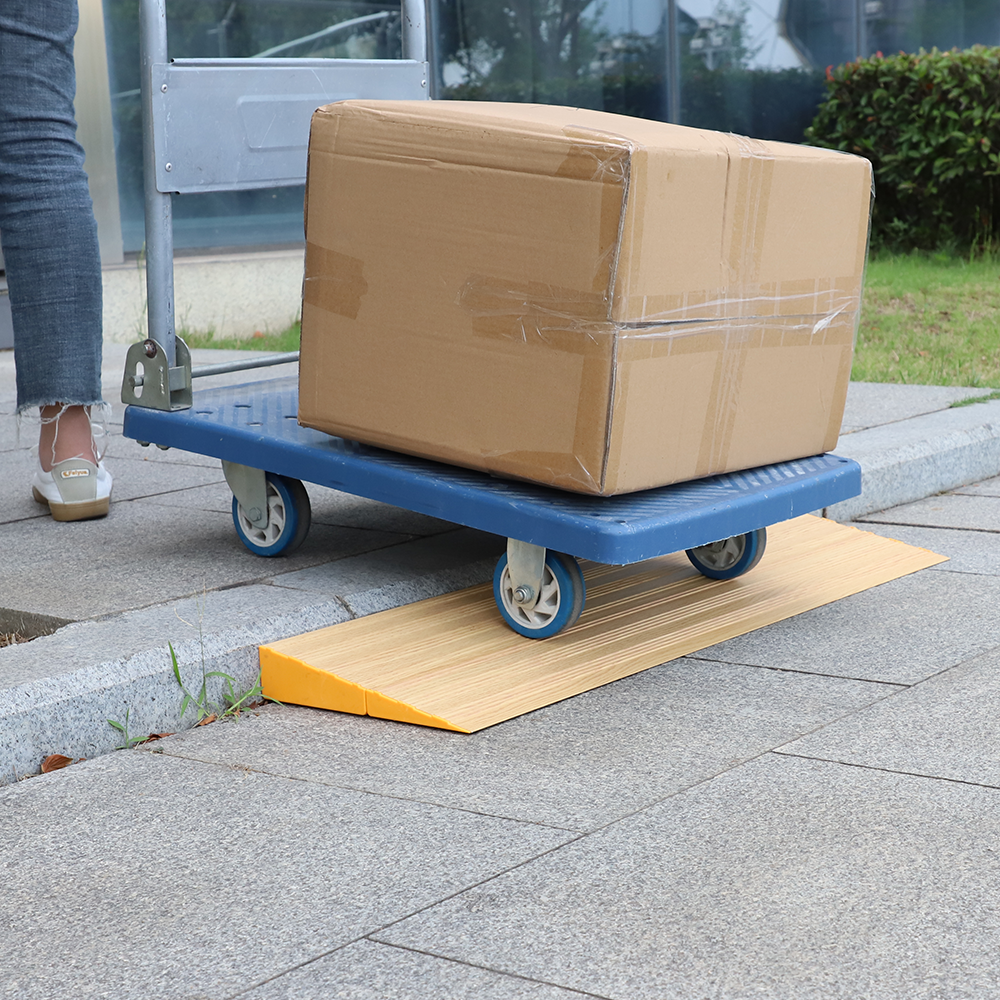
[259,516,946,733]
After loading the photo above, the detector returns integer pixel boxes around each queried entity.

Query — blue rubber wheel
[231,474,311,557]
[493,550,586,638]
[686,528,767,580]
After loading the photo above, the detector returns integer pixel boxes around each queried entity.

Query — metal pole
[666,0,681,124]
[139,0,176,367]
[425,0,440,97]
[401,0,428,65]
[128,352,300,389]
[855,0,867,59]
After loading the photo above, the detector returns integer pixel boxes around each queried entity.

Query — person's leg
[0,0,110,516]
[0,1,104,426]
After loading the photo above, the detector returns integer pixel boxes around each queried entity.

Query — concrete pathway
[2,473,999,998]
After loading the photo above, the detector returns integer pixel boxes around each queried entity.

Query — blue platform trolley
[123,375,861,638]
[122,0,862,638]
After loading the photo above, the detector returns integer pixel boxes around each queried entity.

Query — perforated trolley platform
[121,0,862,638]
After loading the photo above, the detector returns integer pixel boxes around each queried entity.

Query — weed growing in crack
[106,589,275,750]
[107,708,146,749]
[169,641,265,722]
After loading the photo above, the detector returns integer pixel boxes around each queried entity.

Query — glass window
[432,0,1000,145]
[101,0,404,252]
[431,1,825,141]
[100,0,1000,253]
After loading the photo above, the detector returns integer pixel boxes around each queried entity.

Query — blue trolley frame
[123,374,861,567]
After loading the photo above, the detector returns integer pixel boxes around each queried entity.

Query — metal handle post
[402,0,428,64]
[140,0,176,367]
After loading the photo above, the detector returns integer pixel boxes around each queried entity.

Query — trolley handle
[136,0,429,402]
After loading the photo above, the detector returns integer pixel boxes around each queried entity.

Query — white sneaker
[31,458,113,522]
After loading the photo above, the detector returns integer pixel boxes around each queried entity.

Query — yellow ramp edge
[365,689,470,733]
[259,646,366,715]
[259,516,947,733]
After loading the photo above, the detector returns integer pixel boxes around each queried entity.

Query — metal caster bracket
[507,539,546,611]
[223,461,269,529]
[122,339,299,412]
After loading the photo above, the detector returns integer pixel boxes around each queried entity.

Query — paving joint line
[222,933,371,999]
[771,750,1000,791]
[683,655,911,688]
[359,829,591,942]
[142,741,584,832]
[856,519,1000,534]
[368,941,614,998]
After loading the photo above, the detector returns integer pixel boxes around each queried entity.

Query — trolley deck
[123,375,859,565]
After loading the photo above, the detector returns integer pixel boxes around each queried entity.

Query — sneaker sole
[32,486,111,522]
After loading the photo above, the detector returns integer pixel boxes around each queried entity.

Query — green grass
[181,253,1000,389]
[855,252,1000,387]
[179,321,301,354]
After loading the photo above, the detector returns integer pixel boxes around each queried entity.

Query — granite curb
[830,394,1000,520]
[0,556,499,782]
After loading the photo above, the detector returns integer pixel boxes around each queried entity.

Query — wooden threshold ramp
[259,516,946,733]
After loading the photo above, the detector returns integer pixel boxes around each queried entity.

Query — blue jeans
[0,0,103,413]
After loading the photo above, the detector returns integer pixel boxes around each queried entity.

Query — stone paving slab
[0,448,227,526]
[239,939,590,1000]
[152,660,894,831]
[0,751,573,1000]
[859,522,1000,576]
[0,498,410,621]
[839,382,993,433]
[0,416,23,451]
[690,568,1000,686]
[859,492,1000,531]
[782,646,1000,788]
[142,477,458,537]
[374,753,1000,1000]
[266,528,504,602]
[0,447,49,525]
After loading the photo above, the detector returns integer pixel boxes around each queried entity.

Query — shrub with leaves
[805,47,1000,252]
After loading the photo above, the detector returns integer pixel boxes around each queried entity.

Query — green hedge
[806,47,1000,252]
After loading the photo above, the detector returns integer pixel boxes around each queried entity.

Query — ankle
[38,405,98,472]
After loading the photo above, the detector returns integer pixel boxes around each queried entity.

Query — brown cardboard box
[298,101,872,495]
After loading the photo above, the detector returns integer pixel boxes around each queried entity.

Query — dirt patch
[0,610,74,647]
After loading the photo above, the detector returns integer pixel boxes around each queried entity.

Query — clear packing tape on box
[299,106,874,495]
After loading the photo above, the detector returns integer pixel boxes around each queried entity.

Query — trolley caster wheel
[686,528,766,580]
[493,550,586,638]
[232,474,311,557]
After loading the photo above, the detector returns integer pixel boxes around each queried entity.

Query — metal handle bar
[127,349,299,388]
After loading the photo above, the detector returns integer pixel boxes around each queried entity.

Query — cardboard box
[299,101,872,495]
